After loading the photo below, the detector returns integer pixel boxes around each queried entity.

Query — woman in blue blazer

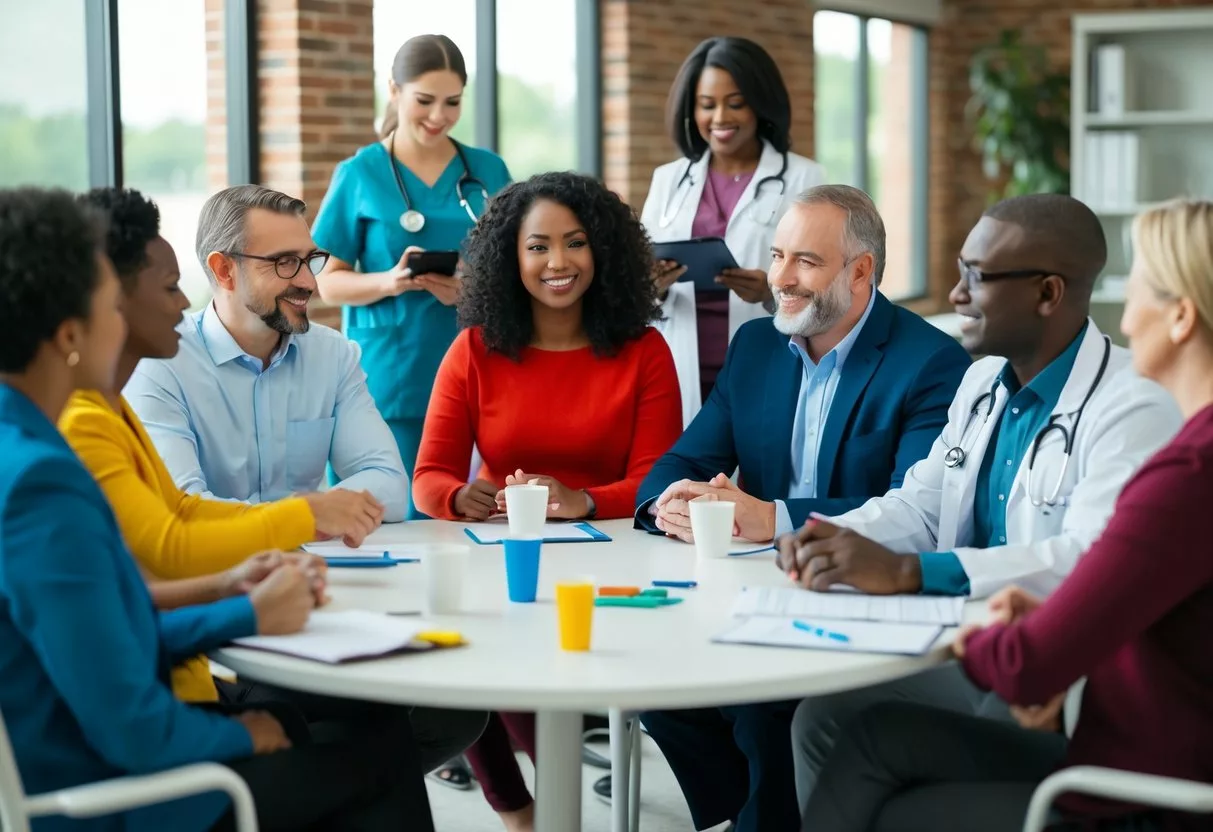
[0,187,434,831]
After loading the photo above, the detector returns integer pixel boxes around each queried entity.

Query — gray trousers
[792,662,1010,813]
[800,701,1161,832]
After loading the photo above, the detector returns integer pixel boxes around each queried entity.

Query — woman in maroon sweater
[800,199,1213,832]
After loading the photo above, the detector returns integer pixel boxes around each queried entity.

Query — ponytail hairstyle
[379,34,468,140]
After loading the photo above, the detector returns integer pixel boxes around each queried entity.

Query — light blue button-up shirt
[774,289,877,536]
[124,303,409,521]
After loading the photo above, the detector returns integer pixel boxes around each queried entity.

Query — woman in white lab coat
[641,36,826,426]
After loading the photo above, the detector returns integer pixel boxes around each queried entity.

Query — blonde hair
[1132,199,1213,331]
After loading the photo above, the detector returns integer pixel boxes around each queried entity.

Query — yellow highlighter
[416,630,465,647]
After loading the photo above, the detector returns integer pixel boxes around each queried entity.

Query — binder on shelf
[1094,43,1127,115]
[1084,133,1104,209]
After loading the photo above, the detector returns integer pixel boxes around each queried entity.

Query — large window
[373,0,587,181]
[118,0,221,309]
[496,0,577,178]
[815,10,929,300]
[0,0,90,189]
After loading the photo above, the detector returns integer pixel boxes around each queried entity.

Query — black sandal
[427,757,474,791]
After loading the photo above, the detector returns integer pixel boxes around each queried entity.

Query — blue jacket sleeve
[159,596,257,664]
[919,551,972,595]
[2,459,253,772]
[780,340,970,530]
[634,339,741,531]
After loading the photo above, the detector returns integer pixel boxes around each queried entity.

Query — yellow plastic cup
[556,580,595,651]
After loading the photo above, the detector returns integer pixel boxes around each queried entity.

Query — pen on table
[792,619,850,643]
[652,580,697,589]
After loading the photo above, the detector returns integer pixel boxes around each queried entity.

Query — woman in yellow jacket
[59,188,486,774]
[57,188,390,700]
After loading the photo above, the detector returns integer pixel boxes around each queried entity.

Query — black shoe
[593,774,611,805]
[426,756,474,791]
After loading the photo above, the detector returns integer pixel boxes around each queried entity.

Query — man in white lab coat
[777,194,1183,815]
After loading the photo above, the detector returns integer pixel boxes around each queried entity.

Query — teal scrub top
[312,140,511,421]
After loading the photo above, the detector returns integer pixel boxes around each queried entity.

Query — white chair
[1022,766,1213,832]
[0,705,258,832]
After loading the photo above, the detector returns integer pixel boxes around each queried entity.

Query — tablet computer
[406,249,460,277]
[652,237,738,293]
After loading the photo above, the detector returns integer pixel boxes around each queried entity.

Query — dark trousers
[205,699,435,831]
[216,678,487,774]
[802,702,1162,832]
[463,711,538,812]
[641,700,801,832]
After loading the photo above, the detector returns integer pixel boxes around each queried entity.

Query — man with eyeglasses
[778,193,1183,821]
[126,184,410,522]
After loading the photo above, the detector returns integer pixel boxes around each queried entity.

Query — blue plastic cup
[503,538,542,603]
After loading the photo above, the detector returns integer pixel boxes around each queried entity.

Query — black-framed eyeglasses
[957,259,1067,287]
[224,250,330,279]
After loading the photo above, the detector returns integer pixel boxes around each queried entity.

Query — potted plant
[968,29,1070,200]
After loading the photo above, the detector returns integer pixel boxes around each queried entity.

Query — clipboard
[653,237,739,293]
[462,520,612,545]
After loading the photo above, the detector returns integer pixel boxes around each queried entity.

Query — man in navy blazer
[633,185,970,832]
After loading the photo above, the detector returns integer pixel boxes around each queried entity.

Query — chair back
[0,704,31,832]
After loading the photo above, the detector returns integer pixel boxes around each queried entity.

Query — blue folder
[463,521,612,545]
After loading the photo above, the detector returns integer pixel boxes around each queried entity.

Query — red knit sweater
[413,327,683,520]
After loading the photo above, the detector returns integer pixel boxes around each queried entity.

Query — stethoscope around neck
[657,149,789,229]
[942,335,1112,508]
[386,130,488,233]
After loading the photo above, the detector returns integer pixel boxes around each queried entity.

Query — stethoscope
[942,335,1112,508]
[386,131,488,233]
[658,150,788,229]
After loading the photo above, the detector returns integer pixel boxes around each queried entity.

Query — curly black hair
[80,187,161,290]
[459,172,660,360]
[0,188,106,373]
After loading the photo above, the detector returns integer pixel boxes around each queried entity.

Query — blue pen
[792,620,850,643]
[651,580,697,589]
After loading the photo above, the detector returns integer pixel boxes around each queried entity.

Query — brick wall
[601,0,816,210]
[925,0,1213,311]
[205,0,376,327]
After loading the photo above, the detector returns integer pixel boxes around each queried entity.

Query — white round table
[214,519,981,831]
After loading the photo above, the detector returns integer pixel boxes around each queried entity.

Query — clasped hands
[651,474,775,543]
[454,469,592,521]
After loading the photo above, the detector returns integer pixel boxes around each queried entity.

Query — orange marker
[597,586,641,597]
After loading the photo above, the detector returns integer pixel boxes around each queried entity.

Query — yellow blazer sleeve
[61,403,315,579]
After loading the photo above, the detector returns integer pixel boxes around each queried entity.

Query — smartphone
[406,249,460,277]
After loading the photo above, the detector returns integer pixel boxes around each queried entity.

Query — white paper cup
[689,498,735,560]
[421,544,470,615]
[505,484,549,538]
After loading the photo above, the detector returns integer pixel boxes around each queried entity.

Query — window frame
[815,8,931,301]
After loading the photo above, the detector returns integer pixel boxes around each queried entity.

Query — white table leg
[609,708,631,832]
[629,717,641,832]
[535,710,583,832]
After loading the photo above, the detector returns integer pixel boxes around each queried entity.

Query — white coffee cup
[421,544,470,615]
[689,498,736,560]
[505,484,549,537]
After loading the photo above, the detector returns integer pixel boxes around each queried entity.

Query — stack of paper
[718,586,961,656]
[231,610,429,664]
[730,586,964,626]
[715,616,942,656]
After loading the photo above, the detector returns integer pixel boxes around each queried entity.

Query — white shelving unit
[1071,9,1213,319]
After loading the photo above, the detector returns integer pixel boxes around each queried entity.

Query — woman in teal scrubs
[313,34,511,521]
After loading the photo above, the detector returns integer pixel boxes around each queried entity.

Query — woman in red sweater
[799,199,1213,832]
[413,171,683,830]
